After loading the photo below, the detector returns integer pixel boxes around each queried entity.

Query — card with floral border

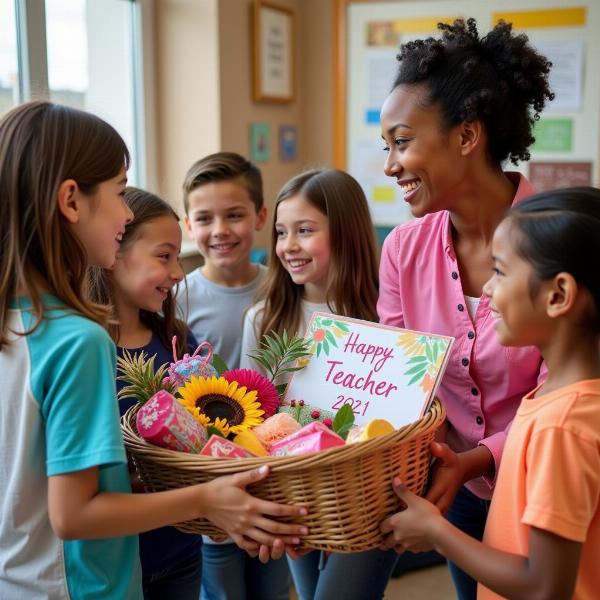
[284,312,454,428]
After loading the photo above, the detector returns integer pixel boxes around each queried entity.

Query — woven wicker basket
[121,399,445,553]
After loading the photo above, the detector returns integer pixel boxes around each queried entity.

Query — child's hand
[380,477,442,553]
[245,539,287,563]
[202,466,308,551]
[424,442,465,513]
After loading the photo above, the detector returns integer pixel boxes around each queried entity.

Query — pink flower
[223,369,279,417]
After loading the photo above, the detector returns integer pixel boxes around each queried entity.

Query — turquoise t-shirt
[0,296,142,599]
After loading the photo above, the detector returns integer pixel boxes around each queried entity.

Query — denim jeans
[446,485,491,600]
[288,549,399,600]
[142,552,202,600]
[201,542,290,600]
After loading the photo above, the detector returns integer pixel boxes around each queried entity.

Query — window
[0,0,19,116]
[2,0,146,185]
[45,0,142,183]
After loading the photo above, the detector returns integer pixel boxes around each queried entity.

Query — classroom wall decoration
[249,122,271,163]
[529,161,592,191]
[252,0,294,102]
[340,0,600,225]
[279,125,297,161]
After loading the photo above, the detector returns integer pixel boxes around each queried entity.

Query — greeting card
[285,312,454,428]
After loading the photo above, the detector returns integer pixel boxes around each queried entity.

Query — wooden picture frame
[253,0,294,103]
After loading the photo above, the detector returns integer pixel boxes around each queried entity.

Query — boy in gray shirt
[177,152,290,600]
[178,152,268,370]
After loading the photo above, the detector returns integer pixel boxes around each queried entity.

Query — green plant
[116,349,174,404]
[247,330,311,398]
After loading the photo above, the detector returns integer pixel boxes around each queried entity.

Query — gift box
[269,421,345,457]
[136,391,208,453]
[200,435,257,459]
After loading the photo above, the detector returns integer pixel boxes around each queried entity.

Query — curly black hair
[393,18,554,165]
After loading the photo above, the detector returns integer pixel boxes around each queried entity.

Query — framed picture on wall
[253,0,294,102]
[249,122,271,162]
[279,125,297,161]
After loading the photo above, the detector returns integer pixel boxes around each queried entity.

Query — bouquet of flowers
[117,332,367,459]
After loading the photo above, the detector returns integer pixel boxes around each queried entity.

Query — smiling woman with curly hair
[376,18,554,600]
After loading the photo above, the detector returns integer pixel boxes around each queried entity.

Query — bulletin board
[336,0,600,226]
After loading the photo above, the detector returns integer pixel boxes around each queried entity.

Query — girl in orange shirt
[380,187,600,599]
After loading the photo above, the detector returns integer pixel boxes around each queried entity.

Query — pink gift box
[200,435,256,459]
[136,390,207,453]
[269,421,345,457]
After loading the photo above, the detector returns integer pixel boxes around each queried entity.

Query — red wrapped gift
[200,435,257,459]
[269,421,345,457]
[136,390,207,453]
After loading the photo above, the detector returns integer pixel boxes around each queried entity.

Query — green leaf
[211,353,229,376]
[425,342,434,363]
[278,365,307,374]
[207,425,226,439]
[248,330,311,394]
[275,383,288,397]
[335,321,350,332]
[407,355,428,364]
[265,334,280,355]
[405,363,428,376]
[322,319,332,326]
[323,338,330,354]
[408,371,426,386]
[333,403,355,440]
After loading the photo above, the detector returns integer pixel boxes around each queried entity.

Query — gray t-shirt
[177,265,266,370]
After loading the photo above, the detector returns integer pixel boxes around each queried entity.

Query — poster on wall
[528,161,592,191]
[249,123,270,163]
[253,0,294,102]
[347,3,600,223]
[349,138,412,225]
[531,118,573,153]
[530,39,583,113]
[279,125,297,161]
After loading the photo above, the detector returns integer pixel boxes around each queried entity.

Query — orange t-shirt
[479,379,600,600]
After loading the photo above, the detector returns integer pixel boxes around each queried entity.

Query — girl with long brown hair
[239,168,380,600]
[0,101,307,598]
[240,168,379,351]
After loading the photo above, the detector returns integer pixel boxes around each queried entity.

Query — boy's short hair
[183,152,264,213]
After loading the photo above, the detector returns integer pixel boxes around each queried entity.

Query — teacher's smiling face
[380,83,472,218]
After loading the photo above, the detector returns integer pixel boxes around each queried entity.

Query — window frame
[12,0,155,187]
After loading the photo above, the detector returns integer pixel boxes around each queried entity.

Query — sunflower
[212,417,231,437]
[222,368,280,417]
[178,376,264,435]
[195,412,211,429]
